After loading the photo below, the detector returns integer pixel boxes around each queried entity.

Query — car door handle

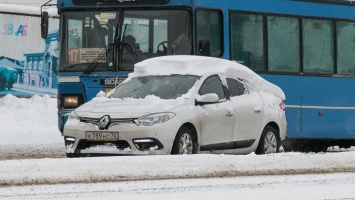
[226,111,234,117]
[254,107,262,113]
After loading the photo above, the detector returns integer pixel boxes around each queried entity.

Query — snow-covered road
[2,173,355,200]
[1,151,355,187]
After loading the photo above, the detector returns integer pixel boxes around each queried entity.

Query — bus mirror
[41,11,49,39]
[198,39,210,56]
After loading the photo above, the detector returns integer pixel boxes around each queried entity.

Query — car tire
[65,150,81,158]
[256,126,279,155]
[171,126,196,155]
[66,153,78,158]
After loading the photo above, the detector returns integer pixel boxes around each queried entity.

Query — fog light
[134,139,155,143]
[66,137,75,141]
[133,138,163,151]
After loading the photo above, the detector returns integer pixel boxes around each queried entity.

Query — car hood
[75,96,187,118]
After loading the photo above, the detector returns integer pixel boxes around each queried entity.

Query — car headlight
[68,111,80,121]
[134,112,176,126]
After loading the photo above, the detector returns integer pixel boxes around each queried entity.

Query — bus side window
[337,21,355,75]
[230,13,265,71]
[196,9,223,57]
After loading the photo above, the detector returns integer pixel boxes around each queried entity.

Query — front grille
[79,117,135,128]
[80,117,135,123]
[77,140,131,151]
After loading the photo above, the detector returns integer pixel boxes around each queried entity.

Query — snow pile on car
[132,55,285,100]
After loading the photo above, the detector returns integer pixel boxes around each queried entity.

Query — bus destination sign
[73,0,170,6]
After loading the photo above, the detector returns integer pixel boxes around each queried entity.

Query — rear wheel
[256,126,279,154]
[171,126,196,155]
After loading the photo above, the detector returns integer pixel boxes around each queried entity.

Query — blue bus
[41,0,355,152]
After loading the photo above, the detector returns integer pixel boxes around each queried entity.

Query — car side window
[226,78,246,97]
[199,75,226,100]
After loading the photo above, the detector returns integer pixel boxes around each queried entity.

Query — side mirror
[41,11,49,39]
[195,93,219,105]
[198,39,210,56]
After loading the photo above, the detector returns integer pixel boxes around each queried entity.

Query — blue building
[20,30,59,95]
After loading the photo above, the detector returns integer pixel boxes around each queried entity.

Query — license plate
[86,132,119,141]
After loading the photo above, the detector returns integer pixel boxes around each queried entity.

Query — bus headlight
[63,96,79,108]
[134,113,176,126]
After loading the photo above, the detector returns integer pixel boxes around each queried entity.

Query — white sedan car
[63,55,286,157]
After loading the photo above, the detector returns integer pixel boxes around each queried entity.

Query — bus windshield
[59,9,192,72]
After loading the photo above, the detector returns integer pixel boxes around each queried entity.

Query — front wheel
[256,126,279,155]
[171,126,197,155]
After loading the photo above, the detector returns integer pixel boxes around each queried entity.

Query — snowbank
[0,94,61,145]
[1,152,355,187]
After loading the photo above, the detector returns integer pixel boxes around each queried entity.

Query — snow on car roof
[133,55,286,100]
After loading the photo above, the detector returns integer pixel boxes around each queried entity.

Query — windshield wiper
[118,23,142,65]
[83,42,116,75]
[122,42,142,63]
[62,63,85,72]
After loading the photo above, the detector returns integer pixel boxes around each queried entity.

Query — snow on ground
[0,94,65,160]
[1,94,355,197]
[0,94,60,144]
[2,173,355,200]
[1,151,355,187]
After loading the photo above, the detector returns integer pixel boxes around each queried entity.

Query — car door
[226,78,264,144]
[197,75,235,150]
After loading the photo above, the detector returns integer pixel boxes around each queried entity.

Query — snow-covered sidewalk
[1,151,355,187]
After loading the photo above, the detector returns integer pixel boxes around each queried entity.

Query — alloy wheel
[263,131,277,154]
[178,132,193,154]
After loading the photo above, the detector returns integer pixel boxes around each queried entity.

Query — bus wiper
[62,63,85,71]
[118,23,142,64]
[122,42,142,63]
[83,42,116,75]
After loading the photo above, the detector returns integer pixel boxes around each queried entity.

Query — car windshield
[109,75,199,99]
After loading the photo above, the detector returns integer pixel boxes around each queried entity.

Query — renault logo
[99,115,111,130]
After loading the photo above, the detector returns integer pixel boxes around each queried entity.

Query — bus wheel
[304,142,328,153]
[256,126,279,154]
[171,126,196,155]
[283,139,328,153]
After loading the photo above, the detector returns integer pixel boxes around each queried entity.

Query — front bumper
[63,117,182,155]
